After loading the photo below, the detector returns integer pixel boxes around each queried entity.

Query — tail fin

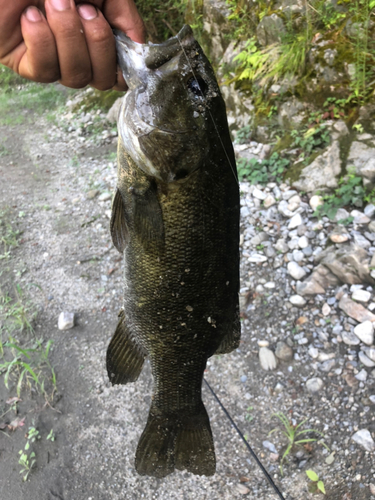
[135,404,216,478]
[106,311,146,384]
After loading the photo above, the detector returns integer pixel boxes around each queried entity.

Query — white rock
[309,195,324,211]
[354,321,374,345]
[259,347,278,371]
[364,347,375,362]
[58,312,75,331]
[98,191,112,201]
[289,295,307,306]
[298,236,309,249]
[353,233,371,249]
[342,330,361,346]
[351,210,370,225]
[275,239,289,253]
[352,289,372,303]
[359,351,375,368]
[278,200,294,217]
[352,429,375,452]
[308,346,319,359]
[355,369,368,381]
[263,194,276,208]
[287,262,307,280]
[253,187,267,200]
[306,378,324,393]
[264,282,276,289]
[288,213,303,229]
[364,204,375,217]
[248,254,268,263]
[322,303,331,316]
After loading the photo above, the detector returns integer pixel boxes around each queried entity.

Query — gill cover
[115,25,223,183]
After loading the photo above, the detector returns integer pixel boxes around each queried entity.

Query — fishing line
[203,378,288,500]
[176,35,239,185]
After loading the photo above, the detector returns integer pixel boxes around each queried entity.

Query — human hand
[0,0,145,90]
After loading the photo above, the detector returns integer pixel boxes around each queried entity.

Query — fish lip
[114,25,194,53]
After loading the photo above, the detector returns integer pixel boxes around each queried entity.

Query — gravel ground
[0,93,374,500]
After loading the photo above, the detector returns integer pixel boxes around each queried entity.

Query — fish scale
[106,25,240,478]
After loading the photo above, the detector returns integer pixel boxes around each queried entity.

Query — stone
[278,200,294,217]
[278,99,305,128]
[259,347,278,371]
[106,97,123,124]
[296,264,339,296]
[298,236,309,249]
[341,330,361,346]
[351,210,371,225]
[258,340,270,347]
[363,347,375,362]
[288,213,303,229]
[275,341,293,361]
[332,120,349,137]
[352,289,371,303]
[292,141,341,193]
[318,359,336,372]
[306,378,324,393]
[355,369,368,381]
[98,192,112,202]
[309,195,324,211]
[257,14,286,46]
[263,194,276,208]
[287,262,307,280]
[236,484,250,495]
[308,346,319,359]
[58,312,75,331]
[315,243,375,286]
[292,250,304,262]
[334,208,350,222]
[322,303,331,316]
[86,189,99,200]
[253,187,267,200]
[329,227,350,243]
[353,233,371,249]
[347,141,375,183]
[353,321,374,345]
[359,351,375,368]
[248,254,268,263]
[250,232,269,245]
[364,204,375,217]
[275,239,289,253]
[262,440,277,454]
[289,295,307,306]
[351,430,375,452]
[340,296,375,324]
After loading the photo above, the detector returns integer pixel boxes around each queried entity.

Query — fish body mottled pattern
[107,25,240,478]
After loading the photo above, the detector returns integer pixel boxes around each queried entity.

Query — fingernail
[77,4,98,20]
[25,6,43,22]
[50,0,71,11]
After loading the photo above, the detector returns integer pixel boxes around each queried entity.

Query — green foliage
[306,470,326,495]
[237,152,289,184]
[0,284,37,335]
[314,172,374,220]
[0,208,21,260]
[291,124,330,162]
[18,427,40,481]
[235,125,252,144]
[0,337,56,399]
[135,0,188,41]
[269,412,328,475]
[0,65,27,89]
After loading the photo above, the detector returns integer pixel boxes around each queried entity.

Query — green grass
[0,81,70,126]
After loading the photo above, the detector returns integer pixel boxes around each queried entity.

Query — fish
[106,24,240,478]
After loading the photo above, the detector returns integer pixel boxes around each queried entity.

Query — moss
[71,89,123,113]
[284,159,305,184]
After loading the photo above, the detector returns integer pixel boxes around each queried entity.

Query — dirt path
[0,87,374,500]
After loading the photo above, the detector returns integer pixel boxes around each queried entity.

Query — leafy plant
[237,152,289,184]
[18,427,40,481]
[314,172,372,220]
[235,124,252,144]
[306,470,326,495]
[291,124,330,162]
[269,412,328,475]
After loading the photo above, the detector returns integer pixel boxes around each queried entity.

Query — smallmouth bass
[107,25,240,478]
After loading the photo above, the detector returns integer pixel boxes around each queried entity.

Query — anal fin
[214,315,241,355]
[106,311,145,384]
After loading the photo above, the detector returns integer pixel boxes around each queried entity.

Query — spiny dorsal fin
[110,188,129,253]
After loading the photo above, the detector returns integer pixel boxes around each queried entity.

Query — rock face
[256,14,286,46]
[315,243,375,286]
[292,141,341,193]
[347,141,375,184]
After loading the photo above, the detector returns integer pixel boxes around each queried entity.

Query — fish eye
[187,76,208,97]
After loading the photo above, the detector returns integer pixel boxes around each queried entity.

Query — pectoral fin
[110,188,129,253]
[132,181,164,251]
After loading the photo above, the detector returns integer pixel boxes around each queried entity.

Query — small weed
[235,125,252,145]
[46,429,55,442]
[238,152,290,184]
[18,426,40,481]
[0,337,56,400]
[291,124,330,163]
[0,284,37,334]
[306,469,326,495]
[245,406,254,422]
[269,412,329,475]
